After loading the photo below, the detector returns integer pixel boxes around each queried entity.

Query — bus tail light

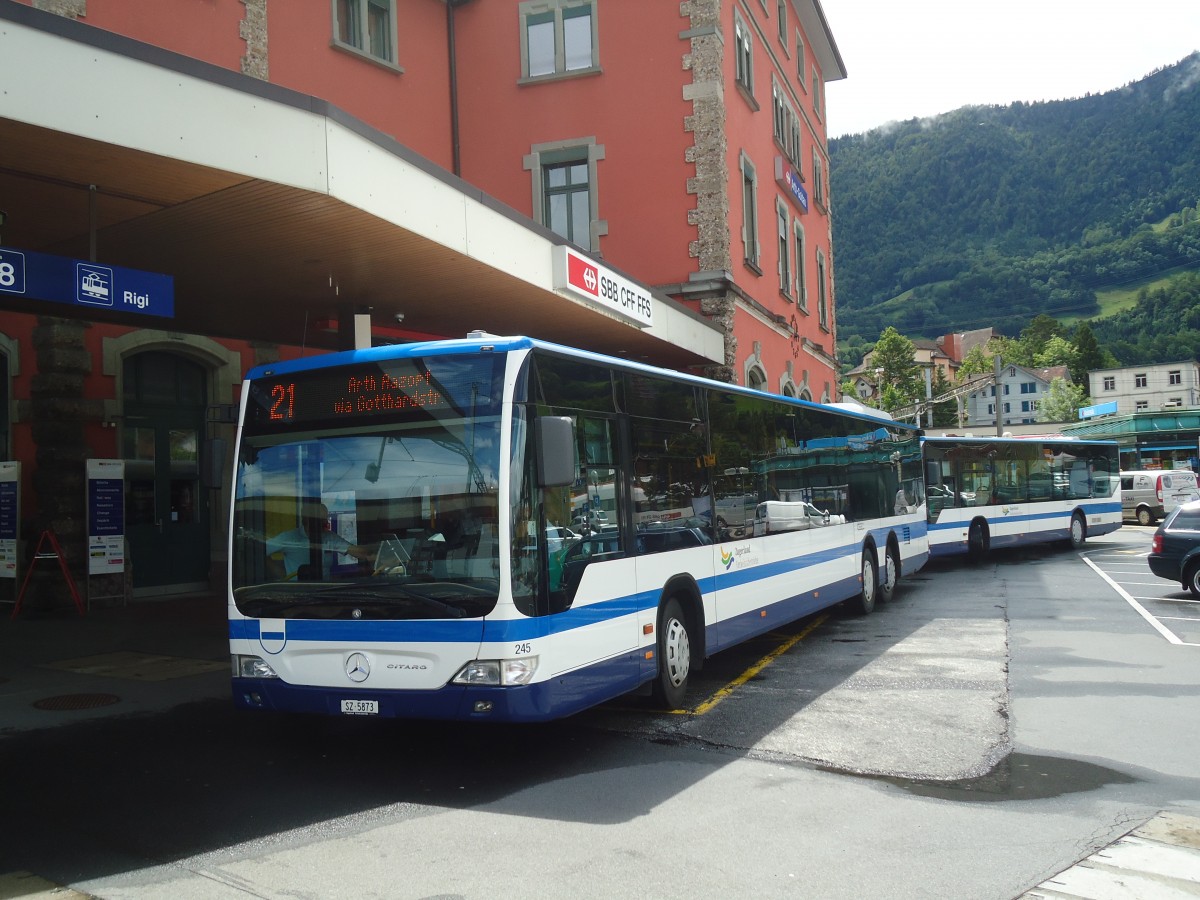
[452,656,539,686]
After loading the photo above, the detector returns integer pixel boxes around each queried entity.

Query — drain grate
[33,693,121,711]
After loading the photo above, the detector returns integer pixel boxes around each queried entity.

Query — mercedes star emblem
[345,652,370,683]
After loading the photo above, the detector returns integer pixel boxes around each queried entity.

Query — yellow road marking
[670,613,830,716]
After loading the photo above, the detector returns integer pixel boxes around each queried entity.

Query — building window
[987,403,994,415]
[811,150,825,208]
[795,32,806,84]
[816,249,828,329]
[1021,400,1031,412]
[524,139,606,252]
[777,0,787,43]
[333,0,398,66]
[740,153,760,269]
[747,366,766,392]
[811,66,822,118]
[1004,402,1010,414]
[1135,400,1149,411]
[544,161,591,249]
[734,12,754,97]
[793,223,807,311]
[1020,381,1036,394]
[776,202,791,296]
[1103,376,1115,391]
[1135,373,1147,388]
[772,80,803,166]
[1169,370,1182,385]
[520,0,598,80]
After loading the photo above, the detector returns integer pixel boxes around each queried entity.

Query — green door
[123,352,210,592]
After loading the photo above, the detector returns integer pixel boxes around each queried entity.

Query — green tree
[956,343,994,380]
[1037,377,1086,423]
[1034,335,1077,368]
[871,327,921,408]
[929,367,958,427]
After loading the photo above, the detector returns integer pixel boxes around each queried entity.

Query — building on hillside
[1088,361,1200,415]
[843,332,964,403]
[0,1,846,599]
[964,364,1068,428]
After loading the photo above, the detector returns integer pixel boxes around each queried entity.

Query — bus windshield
[231,353,504,620]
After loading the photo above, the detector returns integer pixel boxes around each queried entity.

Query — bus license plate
[340,699,379,715]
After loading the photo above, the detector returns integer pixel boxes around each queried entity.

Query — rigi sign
[552,246,654,328]
[0,245,174,318]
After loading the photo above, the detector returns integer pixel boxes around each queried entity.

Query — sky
[822,0,1200,138]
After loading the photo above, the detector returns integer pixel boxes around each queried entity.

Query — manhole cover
[33,693,121,711]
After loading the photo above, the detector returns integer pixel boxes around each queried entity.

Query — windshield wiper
[309,584,468,618]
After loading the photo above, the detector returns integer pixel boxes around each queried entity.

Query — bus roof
[245,334,920,434]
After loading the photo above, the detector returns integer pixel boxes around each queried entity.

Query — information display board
[86,459,125,575]
[0,461,18,579]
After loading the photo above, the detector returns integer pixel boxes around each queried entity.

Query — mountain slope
[829,53,1200,346]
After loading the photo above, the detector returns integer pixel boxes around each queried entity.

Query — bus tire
[854,547,877,615]
[652,597,691,710]
[967,519,989,563]
[878,542,899,603]
[1069,512,1086,549]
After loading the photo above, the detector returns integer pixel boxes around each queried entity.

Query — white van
[1120,469,1200,525]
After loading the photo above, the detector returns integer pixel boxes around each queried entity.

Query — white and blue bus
[229,335,927,722]
[923,435,1121,559]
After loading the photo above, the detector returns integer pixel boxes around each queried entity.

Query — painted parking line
[668,613,829,717]
[1081,553,1200,647]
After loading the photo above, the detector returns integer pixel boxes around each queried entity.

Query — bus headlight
[452,656,539,687]
[233,655,279,679]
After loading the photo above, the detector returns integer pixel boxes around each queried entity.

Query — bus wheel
[652,597,691,709]
[1069,512,1086,549]
[854,548,877,615]
[878,544,899,603]
[967,520,989,563]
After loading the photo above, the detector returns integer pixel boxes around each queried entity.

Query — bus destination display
[247,360,483,432]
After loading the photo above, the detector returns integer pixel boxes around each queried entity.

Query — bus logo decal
[345,652,371,683]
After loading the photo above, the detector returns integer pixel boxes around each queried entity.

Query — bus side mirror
[536,416,576,488]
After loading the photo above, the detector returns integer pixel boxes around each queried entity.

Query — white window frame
[519,0,599,82]
[734,11,754,99]
[811,66,822,119]
[816,248,828,330]
[1135,373,1148,388]
[332,0,400,68]
[1103,376,1115,391]
[524,137,607,252]
[795,31,806,86]
[1169,370,1182,385]
[776,0,787,44]
[740,152,761,269]
[776,200,791,297]
[793,221,807,311]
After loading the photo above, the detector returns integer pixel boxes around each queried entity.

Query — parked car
[1147,500,1200,595]
[1121,469,1200,526]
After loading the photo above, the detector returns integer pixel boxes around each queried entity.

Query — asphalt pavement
[2,538,1200,897]
[0,589,230,737]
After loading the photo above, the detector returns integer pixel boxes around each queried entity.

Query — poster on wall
[0,461,18,579]
[86,459,125,575]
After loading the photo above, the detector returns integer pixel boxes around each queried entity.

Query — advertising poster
[86,459,125,575]
[0,461,18,579]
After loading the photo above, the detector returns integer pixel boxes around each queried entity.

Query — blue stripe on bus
[230,526,925,646]
[928,502,1120,533]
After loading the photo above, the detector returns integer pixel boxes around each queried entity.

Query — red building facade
[1,0,843,596]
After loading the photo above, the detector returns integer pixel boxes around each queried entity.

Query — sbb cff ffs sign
[552,246,654,328]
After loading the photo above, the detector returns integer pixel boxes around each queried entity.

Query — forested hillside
[830,53,1200,364]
